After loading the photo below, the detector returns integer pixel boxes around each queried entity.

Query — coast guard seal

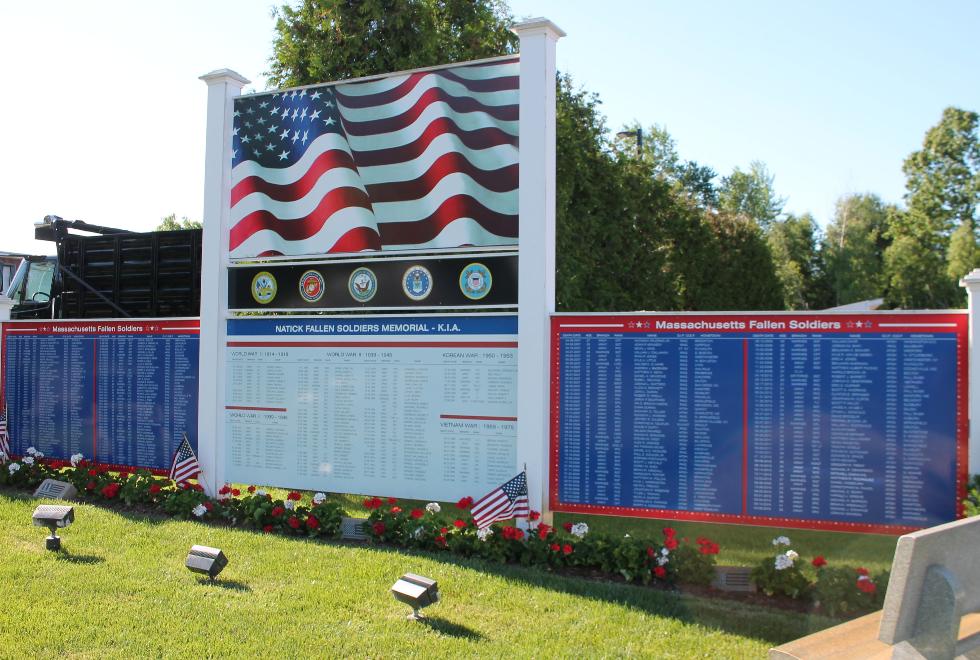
[459,262,492,300]
[298,270,325,303]
[348,267,377,303]
[251,271,277,305]
[402,265,432,301]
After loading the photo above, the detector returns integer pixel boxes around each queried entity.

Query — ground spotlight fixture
[32,504,74,551]
[185,545,228,581]
[391,573,440,620]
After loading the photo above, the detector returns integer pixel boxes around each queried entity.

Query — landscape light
[185,545,228,581]
[391,573,440,620]
[32,504,74,551]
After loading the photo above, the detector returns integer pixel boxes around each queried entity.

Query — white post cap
[511,17,566,39]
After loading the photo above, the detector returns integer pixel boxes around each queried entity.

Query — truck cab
[4,255,57,319]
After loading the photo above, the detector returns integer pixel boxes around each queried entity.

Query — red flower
[372,521,386,536]
[812,556,827,568]
[856,578,876,594]
[181,482,190,490]
[149,483,161,494]
[410,508,424,519]
[192,483,204,492]
[218,485,231,495]
[231,488,240,497]
[647,546,655,558]
[453,519,467,529]
[856,567,869,576]
[664,537,679,551]
[118,471,129,480]
[562,544,573,555]
[287,491,302,501]
[262,524,273,533]
[440,527,448,534]
[287,516,301,529]
[363,497,383,510]
[306,515,319,529]
[562,522,573,533]
[653,566,667,579]
[203,501,213,511]
[435,535,447,547]
[85,481,96,491]
[550,543,561,552]
[247,485,256,493]
[88,469,98,477]
[538,524,552,540]
[100,483,120,499]
[528,510,541,521]
[456,496,474,509]
[513,528,525,541]
[390,506,403,515]
[387,497,397,504]
[502,526,525,541]
[271,506,285,517]
[697,538,720,555]
[663,527,676,538]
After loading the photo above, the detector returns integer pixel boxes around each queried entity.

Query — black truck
[4,216,202,319]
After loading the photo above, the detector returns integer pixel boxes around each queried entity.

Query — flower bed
[1,450,891,617]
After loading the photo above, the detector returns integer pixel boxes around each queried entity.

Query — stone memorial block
[33,479,78,501]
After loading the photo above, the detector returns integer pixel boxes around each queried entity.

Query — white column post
[513,18,564,522]
[961,269,980,475]
[198,69,249,496]
[0,294,11,394]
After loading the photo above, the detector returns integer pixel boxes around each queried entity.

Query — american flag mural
[230,56,519,258]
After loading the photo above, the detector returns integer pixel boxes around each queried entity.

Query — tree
[718,161,785,231]
[695,212,783,310]
[947,219,980,283]
[903,107,980,237]
[822,193,892,306]
[157,214,202,230]
[884,107,980,308]
[267,0,517,87]
[767,213,832,310]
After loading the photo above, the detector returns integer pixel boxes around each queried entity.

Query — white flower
[477,527,493,542]
[772,535,791,546]
[774,553,794,571]
[26,447,37,456]
[70,453,84,467]
[35,451,44,459]
[313,492,326,505]
[570,522,589,538]
[661,548,670,556]
[191,504,208,518]
[786,550,799,561]
[413,526,425,540]
[8,462,20,474]
[22,456,34,466]
[657,556,669,566]
[256,489,268,497]
[624,533,631,538]
[425,502,441,514]
[285,500,295,510]
[857,575,871,582]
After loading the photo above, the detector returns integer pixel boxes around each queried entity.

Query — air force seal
[459,262,492,300]
[402,265,433,301]
[299,270,325,303]
[348,267,377,303]
[251,271,278,304]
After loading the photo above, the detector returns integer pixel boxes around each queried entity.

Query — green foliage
[696,212,784,310]
[964,475,980,517]
[751,554,812,600]
[157,214,201,230]
[822,193,893,306]
[883,216,958,309]
[812,566,888,617]
[0,453,53,489]
[768,213,833,310]
[719,161,786,232]
[267,0,517,87]
[947,219,980,284]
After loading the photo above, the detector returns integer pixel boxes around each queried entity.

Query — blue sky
[1,1,977,254]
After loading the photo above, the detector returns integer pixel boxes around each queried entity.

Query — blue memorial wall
[2,320,200,472]
[551,313,967,533]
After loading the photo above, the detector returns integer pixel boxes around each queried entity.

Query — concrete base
[769,611,980,659]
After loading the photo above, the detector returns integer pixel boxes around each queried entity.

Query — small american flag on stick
[0,403,10,461]
[168,433,200,484]
[471,471,530,530]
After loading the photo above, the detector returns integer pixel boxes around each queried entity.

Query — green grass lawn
[0,490,841,658]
